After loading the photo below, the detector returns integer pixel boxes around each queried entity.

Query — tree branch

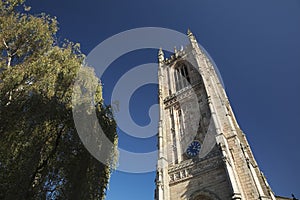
[3,38,12,68]
[25,124,65,198]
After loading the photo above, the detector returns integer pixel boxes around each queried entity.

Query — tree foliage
[0,0,118,199]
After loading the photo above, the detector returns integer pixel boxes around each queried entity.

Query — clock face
[186,140,201,157]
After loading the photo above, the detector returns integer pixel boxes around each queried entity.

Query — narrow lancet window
[174,63,191,91]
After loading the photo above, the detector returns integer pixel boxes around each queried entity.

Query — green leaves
[0,0,25,14]
[0,1,118,199]
[0,12,57,69]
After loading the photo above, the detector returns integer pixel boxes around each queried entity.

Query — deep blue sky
[28,0,300,199]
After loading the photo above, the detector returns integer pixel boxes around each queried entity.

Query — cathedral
[154,30,291,200]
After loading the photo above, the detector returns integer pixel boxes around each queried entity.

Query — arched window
[174,63,191,91]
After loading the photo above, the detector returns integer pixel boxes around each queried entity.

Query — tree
[0,0,118,199]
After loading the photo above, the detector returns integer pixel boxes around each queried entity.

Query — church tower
[154,30,277,200]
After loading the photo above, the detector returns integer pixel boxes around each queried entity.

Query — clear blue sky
[28,0,300,199]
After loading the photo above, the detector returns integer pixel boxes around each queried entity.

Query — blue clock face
[186,140,201,157]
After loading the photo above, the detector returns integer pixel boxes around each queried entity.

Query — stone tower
[154,30,277,200]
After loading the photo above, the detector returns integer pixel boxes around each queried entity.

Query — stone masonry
[154,30,285,200]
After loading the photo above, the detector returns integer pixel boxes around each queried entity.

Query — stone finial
[187,28,197,43]
[187,28,193,37]
[158,48,164,63]
[187,29,199,49]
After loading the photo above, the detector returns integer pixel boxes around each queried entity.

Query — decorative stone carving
[155,30,277,200]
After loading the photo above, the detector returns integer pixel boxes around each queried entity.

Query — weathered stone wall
[156,31,278,200]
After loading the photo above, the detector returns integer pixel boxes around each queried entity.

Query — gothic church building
[155,30,290,200]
